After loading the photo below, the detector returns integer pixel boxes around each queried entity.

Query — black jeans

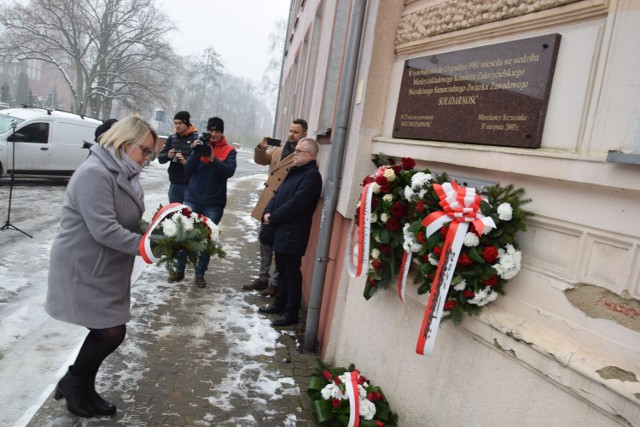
[274,252,302,318]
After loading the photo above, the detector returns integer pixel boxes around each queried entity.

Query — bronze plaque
[393,34,561,148]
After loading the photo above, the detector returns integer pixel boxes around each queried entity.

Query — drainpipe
[304,0,368,353]
[273,2,294,136]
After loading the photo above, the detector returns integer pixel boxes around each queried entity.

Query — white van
[0,107,102,178]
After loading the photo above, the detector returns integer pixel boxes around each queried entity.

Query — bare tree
[260,18,287,111]
[0,0,179,118]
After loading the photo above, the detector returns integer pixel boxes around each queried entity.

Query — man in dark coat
[157,111,199,204]
[258,137,322,326]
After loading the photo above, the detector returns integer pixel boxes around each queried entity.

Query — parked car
[0,107,102,178]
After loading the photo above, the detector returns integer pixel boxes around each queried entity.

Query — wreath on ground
[308,359,398,426]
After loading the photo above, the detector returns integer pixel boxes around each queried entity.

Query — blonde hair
[99,116,158,158]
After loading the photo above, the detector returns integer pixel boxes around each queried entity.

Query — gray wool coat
[46,145,144,329]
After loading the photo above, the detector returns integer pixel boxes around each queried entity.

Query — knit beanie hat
[174,111,190,126]
[207,117,224,133]
[94,118,118,142]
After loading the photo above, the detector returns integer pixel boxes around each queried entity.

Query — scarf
[106,146,144,202]
[200,135,235,164]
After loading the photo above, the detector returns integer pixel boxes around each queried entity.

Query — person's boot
[85,376,117,416]
[53,366,95,418]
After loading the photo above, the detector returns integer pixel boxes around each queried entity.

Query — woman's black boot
[85,376,117,415]
[53,366,95,418]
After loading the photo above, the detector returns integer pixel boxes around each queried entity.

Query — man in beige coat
[244,119,308,296]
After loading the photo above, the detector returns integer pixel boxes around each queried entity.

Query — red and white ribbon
[415,181,496,356]
[397,251,412,302]
[346,370,360,427]
[345,183,375,278]
[139,203,187,264]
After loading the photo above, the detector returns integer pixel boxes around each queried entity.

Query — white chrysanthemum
[463,232,479,247]
[371,248,381,259]
[320,383,345,400]
[492,244,522,280]
[429,253,439,266]
[162,220,177,237]
[380,213,389,223]
[468,289,498,307]
[141,209,155,223]
[402,223,421,253]
[404,186,415,200]
[358,384,367,399]
[411,172,432,189]
[482,224,493,235]
[189,212,199,222]
[383,167,396,181]
[206,219,220,241]
[370,213,378,223]
[382,194,393,202]
[174,214,194,231]
[360,398,377,420]
[497,202,513,221]
[453,278,467,291]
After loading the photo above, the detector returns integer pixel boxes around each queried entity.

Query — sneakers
[168,271,185,283]
[242,278,268,291]
[260,284,277,297]
[195,276,206,288]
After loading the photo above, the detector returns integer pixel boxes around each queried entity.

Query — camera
[198,131,210,144]
[171,149,181,162]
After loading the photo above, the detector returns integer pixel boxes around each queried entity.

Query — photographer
[177,116,236,288]
[157,111,199,205]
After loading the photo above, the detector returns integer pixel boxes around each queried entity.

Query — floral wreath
[139,203,226,275]
[347,154,532,355]
[307,359,398,426]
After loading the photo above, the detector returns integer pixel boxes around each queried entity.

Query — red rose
[181,207,192,216]
[375,175,388,187]
[379,244,391,255]
[379,184,391,193]
[392,165,402,175]
[357,375,367,385]
[362,176,374,185]
[367,392,378,401]
[433,246,442,256]
[376,392,384,400]
[375,421,385,427]
[331,398,341,408]
[482,246,499,263]
[370,197,378,209]
[401,157,416,170]
[333,376,342,385]
[322,370,332,380]
[463,290,475,298]
[417,231,426,243]
[386,217,401,231]
[440,226,449,238]
[371,259,383,269]
[444,300,457,310]
[368,278,378,286]
[457,253,473,266]
[390,202,405,218]
[483,275,498,287]
[421,253,430,262]
[416,200,425,212]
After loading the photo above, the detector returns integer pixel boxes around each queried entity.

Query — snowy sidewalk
[8,157,319,426]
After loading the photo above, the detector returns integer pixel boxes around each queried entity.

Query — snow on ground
[0,154,298,427]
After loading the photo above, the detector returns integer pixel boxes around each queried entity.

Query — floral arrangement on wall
[346,154,532,355]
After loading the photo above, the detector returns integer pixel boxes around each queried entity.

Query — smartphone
[266,137,281,147]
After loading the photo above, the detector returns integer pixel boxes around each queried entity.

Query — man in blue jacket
[258,138,322,326]
[175,117,237,288]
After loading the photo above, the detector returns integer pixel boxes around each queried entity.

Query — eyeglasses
[294,149,311,154]
[137,145,155,158]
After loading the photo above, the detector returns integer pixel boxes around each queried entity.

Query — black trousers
[274,252,302,318]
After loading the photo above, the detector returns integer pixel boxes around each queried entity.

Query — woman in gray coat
[46,116,157,418]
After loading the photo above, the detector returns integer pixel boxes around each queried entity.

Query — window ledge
[607,150,640,165]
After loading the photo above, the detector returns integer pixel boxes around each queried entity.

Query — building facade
[276,0,640,425]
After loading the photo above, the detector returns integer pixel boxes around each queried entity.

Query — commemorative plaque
[393,34,561,148]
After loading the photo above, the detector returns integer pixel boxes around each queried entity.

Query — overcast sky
[158,0,291,83]
[0,0,292,84]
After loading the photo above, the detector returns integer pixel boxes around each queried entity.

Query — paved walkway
[26,174,320,426]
